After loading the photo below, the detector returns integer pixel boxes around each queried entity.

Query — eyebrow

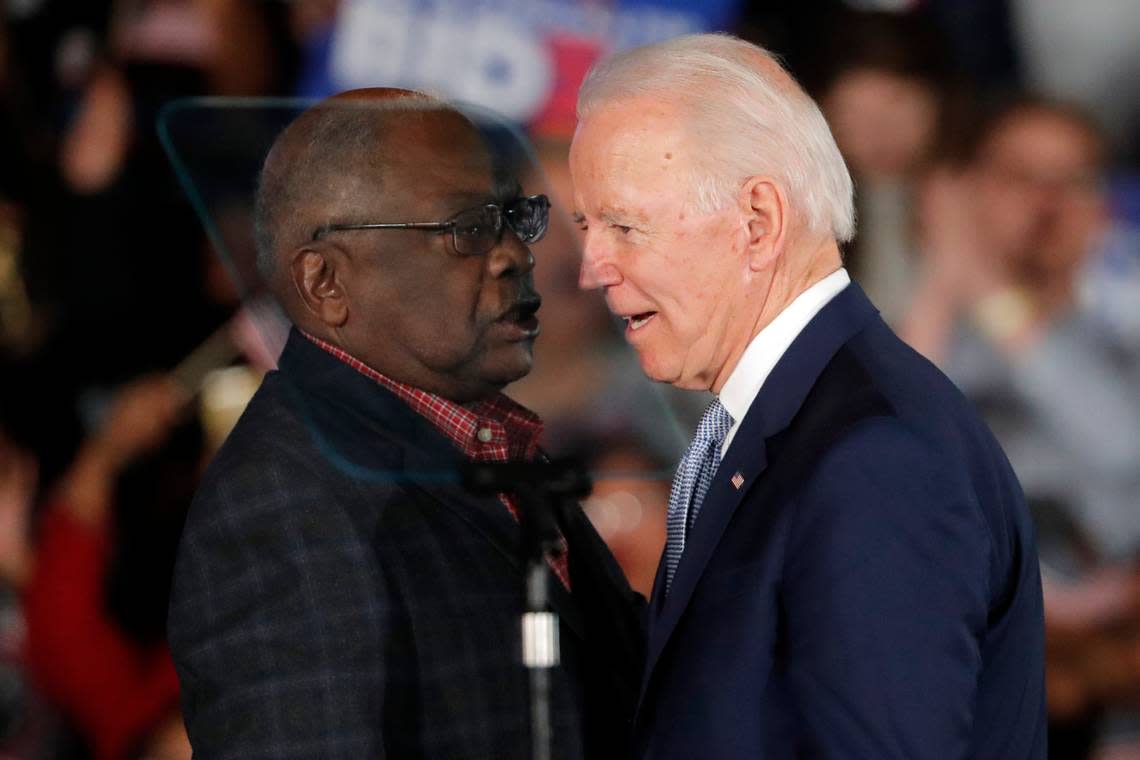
[573,206,647,226]
[601,207,647,226]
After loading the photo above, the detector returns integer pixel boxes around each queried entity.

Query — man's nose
[578,234,621,290]
[487,230,536,278]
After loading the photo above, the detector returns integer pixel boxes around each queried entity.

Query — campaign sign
[297,0,742,134]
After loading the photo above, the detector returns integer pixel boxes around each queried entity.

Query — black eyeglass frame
[312,194,551,256]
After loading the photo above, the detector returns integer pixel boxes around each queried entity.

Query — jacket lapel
[647,546,669,627]
[640,284,882,700]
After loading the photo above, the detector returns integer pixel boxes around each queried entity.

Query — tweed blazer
[169,329,644,759]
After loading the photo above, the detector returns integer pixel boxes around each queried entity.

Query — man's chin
[481,348,535,388]
[636,351,678,386]
[638,352,710,390]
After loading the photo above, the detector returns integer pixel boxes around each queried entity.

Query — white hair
[577,33,855,243]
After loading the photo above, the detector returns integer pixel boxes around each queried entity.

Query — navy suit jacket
[170,330,643,759]
[635,284,1046,759]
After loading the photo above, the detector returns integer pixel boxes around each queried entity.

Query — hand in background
[59,65,133,195]
[93,376,187,472]
[0,436,37,588]
[902,166,1011,361]
[140,708,192,760]
[914,166,1008,308]
[58,375,187,527]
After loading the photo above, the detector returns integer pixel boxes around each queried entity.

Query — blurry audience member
[0,359,88,758]
[903,97,1140,758]
[0,202,44,356]
[19,0,292,399]
[905,98,1112,365]
[814,10,959,324]
[815,12,953,182]
[0,432,35,591]
[2,400,96,760]
[1076,208,1140,374]
[24,375,192,760]
[0,428,40,756]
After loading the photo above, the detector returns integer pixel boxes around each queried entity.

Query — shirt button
[476,427,494,443]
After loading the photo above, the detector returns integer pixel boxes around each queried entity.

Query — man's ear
[290,245,348,327]
[739,176,788,272]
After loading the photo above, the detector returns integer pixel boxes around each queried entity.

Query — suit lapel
[640,438,768,702]
[647,547,669,628]
[640,284,882,700]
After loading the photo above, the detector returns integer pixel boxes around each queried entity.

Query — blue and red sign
[297,0,742,136]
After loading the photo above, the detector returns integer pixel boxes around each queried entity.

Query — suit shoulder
[808,324,1012,471]
[775,342,899,467]
[205,371,308,470]
[774,330,1015,515]
[840,323,986,428]
[186,371,408,538]
[788,331,1033,582]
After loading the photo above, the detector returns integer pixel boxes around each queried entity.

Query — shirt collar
[299,331,543,462]
[718,268,851,449]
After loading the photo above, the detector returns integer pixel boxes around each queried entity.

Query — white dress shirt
[719,268,851,455]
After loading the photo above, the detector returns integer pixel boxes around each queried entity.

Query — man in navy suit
[569,34,1046,758]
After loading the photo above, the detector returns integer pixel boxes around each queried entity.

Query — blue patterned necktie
[665,398,734,593]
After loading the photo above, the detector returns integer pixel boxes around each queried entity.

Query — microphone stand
[462,460,591,760]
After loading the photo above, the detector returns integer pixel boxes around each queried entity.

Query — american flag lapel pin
[731,471,745,490]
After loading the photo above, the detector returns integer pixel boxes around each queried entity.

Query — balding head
[251,88,544,401]
[253,88,445,291]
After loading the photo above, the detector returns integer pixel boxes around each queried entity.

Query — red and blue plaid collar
[301,331,543,463]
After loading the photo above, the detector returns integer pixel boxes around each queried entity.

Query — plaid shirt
[302,332,570,590]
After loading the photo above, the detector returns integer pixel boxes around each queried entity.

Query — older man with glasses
[168,89,642,760]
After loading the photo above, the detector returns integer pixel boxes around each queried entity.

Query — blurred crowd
[0,1,1137,759]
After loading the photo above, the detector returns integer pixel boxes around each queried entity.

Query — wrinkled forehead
[570,100,694,205]
[573,98,689,160]
[356,108,527,199]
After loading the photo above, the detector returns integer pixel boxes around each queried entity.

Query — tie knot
[695,398,733,445]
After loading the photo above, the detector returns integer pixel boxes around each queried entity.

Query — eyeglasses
[313,194,551,256]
